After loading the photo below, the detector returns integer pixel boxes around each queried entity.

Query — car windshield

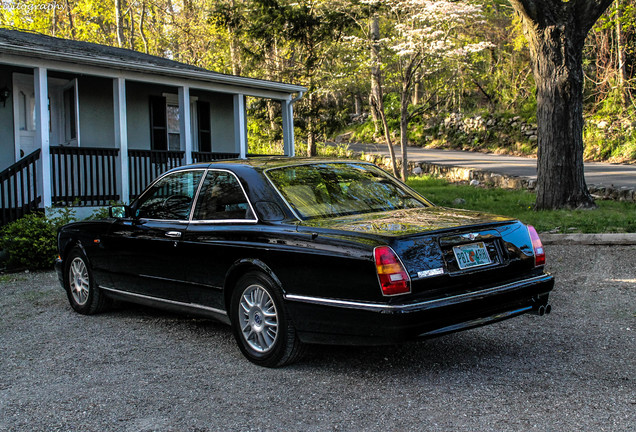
[266,162,430,219]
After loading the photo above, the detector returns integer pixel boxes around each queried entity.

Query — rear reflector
[374,246,411,296]
[527,225,545,266]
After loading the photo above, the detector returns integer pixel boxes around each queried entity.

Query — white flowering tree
[359,0,491,180]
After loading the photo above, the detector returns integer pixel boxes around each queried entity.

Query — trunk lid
[298,207,537,298]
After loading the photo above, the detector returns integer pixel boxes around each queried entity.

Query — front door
[105,169,205,302]
[12,73,75,160]
[12,73,38,159]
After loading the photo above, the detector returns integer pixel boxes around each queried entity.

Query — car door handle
[165,231,182,238]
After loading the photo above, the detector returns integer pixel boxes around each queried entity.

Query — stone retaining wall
[354,152,636,203]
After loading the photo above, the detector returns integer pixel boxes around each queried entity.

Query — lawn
[407,176,636,234]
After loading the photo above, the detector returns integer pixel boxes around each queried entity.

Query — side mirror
[109,205,130,219]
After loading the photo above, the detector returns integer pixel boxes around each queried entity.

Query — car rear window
[265,163,430,219]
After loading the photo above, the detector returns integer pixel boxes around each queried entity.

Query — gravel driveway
[1,244,634,432]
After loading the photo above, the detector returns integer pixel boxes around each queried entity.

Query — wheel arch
[61,237,89,264]
[223,258,284,313]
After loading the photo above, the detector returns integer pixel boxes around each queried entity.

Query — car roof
[165,157,370,173]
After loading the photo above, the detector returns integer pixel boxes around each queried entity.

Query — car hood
[296,207,515,237]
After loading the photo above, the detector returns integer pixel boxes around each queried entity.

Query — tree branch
[575,0,616,33]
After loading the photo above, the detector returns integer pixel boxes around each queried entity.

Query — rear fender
[223,258,284,312]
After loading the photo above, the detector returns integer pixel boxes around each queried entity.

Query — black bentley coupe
[56,158,554,367]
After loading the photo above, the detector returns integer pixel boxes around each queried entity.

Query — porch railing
[50,146,120,206]
[192,152,240,163]
[0,149,42,226]
[128,150,185,199]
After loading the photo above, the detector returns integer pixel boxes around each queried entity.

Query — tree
[369,13,400,178]
[508,0,615,210]
[381,0,489,180]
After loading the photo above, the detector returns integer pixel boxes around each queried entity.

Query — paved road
[1,244,635,431]
[344,143,636,189]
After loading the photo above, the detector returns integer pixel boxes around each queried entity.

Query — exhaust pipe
[530,303,552,316]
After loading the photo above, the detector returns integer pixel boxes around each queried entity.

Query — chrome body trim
[100,285,229,321]
[285,275,552,313]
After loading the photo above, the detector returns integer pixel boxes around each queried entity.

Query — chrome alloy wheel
[69,257,90,306]
[238,284,279,353]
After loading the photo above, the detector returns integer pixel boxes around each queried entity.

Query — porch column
[233,94,247,159]
[179,86,193,164]
[113,78,129,203]
[34,68,52,208]
[282,98,295,157]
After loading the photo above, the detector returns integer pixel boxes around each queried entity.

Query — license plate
[453,242,492,270]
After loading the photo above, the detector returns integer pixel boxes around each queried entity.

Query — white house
[0,28,305,224]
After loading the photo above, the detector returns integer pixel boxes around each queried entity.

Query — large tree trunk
[509,0,614,210]
[532,25,594,209]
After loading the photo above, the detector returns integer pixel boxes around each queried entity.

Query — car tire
[64,247,109,315]
[230,271,305,367]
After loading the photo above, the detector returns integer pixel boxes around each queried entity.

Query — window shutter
[197,101,211,153]
[149,95,167,150]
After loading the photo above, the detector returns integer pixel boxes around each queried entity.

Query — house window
[166,103,180,151]
[18,90,36,132]
[150,94,200,152]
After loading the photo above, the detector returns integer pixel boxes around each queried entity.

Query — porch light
[0,86,9,107]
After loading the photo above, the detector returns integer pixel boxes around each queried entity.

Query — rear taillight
[374,246,411,296]
[527,225,545,267]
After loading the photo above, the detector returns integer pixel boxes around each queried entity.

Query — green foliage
[407,177,636,234]
[0,208,76,270]
[1,0,634,163]
[583,87,636,162]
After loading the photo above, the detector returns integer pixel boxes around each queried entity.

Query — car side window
[135,170,204,220]
[193,170,255,221]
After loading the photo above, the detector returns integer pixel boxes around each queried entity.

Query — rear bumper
[285,274,554,345]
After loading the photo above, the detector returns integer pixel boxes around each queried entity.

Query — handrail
[0,149,42,226]
[0,149,41,182]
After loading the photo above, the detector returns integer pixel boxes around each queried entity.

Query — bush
[0,208,76,270]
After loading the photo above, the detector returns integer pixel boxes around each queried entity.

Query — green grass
[407,176,636,234]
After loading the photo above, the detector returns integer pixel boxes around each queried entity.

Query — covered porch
[0,29,305,224]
